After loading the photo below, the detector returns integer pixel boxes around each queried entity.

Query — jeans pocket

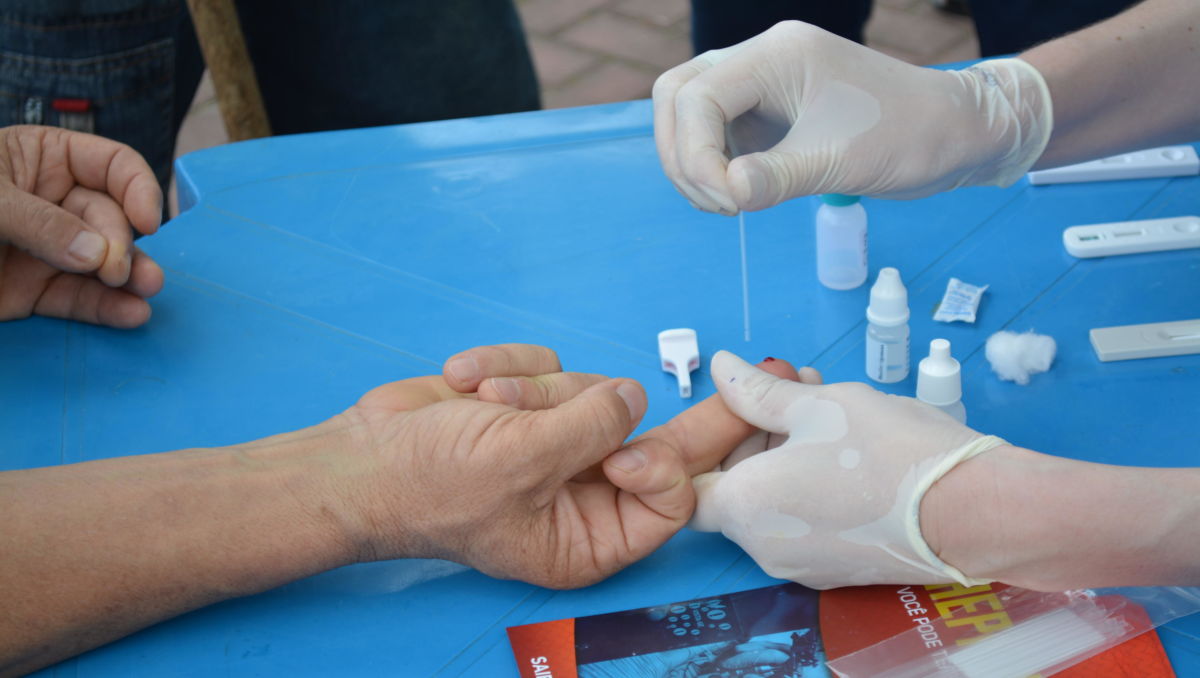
[0,37,176,188]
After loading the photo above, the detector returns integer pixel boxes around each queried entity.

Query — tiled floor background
[170,0,977,213]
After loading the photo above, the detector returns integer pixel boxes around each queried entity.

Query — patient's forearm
[0,422,356,677]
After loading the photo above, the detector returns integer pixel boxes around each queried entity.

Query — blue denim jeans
[690,0,1138,56]
[0,0,539,194]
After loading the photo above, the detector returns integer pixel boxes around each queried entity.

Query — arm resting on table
[0,422,358,677]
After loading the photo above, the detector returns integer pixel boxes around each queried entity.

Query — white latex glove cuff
[903,434,1006,585]
[957,58,1054,189]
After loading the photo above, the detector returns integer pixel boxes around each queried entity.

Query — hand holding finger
[641,355,805,476]
[710,350,823,435]
[520,378,646,485]
[603,436,694,526]
[718,363,823,470]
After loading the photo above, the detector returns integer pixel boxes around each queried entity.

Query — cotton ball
[985,330,1056,385]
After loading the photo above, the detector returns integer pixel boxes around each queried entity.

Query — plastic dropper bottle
[865,267,910,383]
[816,194,868,290]
[918,339,967,424]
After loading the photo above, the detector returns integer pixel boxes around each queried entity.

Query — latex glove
[653,21,1053,214]
[691,351,1006,589]
[337,344,801,589]
[0,125,163,327]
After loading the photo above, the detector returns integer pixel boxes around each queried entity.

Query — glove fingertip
[710,350,756,387]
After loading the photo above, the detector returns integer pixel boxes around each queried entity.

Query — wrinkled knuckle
[589,395,629,435]
[534,377,559,408]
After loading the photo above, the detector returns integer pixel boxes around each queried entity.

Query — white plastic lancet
[658,328,700,398]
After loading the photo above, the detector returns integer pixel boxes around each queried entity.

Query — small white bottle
[918,338,967,424]
[815,194,868,290]
[865,267,910,383]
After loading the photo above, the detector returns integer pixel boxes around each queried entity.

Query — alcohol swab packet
[658,328,700,398]
[934,277,989,323]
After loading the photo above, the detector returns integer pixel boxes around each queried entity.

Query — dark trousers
[691,0,1138,56]
[0,0,540,193]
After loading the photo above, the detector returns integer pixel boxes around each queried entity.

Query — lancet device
[658,328,700,398]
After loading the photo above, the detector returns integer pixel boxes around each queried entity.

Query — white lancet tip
[658,328,700,398]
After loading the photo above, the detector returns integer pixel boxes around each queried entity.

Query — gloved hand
[691,351,1005,589]
[653,21,1053,214]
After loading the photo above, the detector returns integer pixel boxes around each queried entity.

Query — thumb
[688,471,726,532]
[728,149,828,212]
[0,185,107,272]
[711,350,827,435]
[527,378,647,483]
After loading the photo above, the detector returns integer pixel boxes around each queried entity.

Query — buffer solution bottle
[865,267,910,383]
[917,338,967,424]
[815,194,868,290]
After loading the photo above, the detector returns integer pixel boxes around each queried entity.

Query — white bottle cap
[866,267,910,326]
[917,338,962,406]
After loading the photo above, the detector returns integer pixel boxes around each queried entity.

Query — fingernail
[608,447,646,473]
[445,357,480,383]
[68,231,105,265]
[763,357,776,362]
[490,377,521,405]
[616,382,645,421]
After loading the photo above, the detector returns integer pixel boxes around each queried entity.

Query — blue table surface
[3,99,1198,676]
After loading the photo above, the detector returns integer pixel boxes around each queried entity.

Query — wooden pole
[185,0,271,141]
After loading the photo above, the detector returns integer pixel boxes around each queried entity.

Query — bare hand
[334,344,802,588]
[0,125,164,328]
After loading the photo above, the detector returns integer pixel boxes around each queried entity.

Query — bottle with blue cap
[815,194,867,290]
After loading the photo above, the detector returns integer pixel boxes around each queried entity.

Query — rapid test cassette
[1028,145,1199,185]
[1091,319,1200,362]
[1063,216,1200,258]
